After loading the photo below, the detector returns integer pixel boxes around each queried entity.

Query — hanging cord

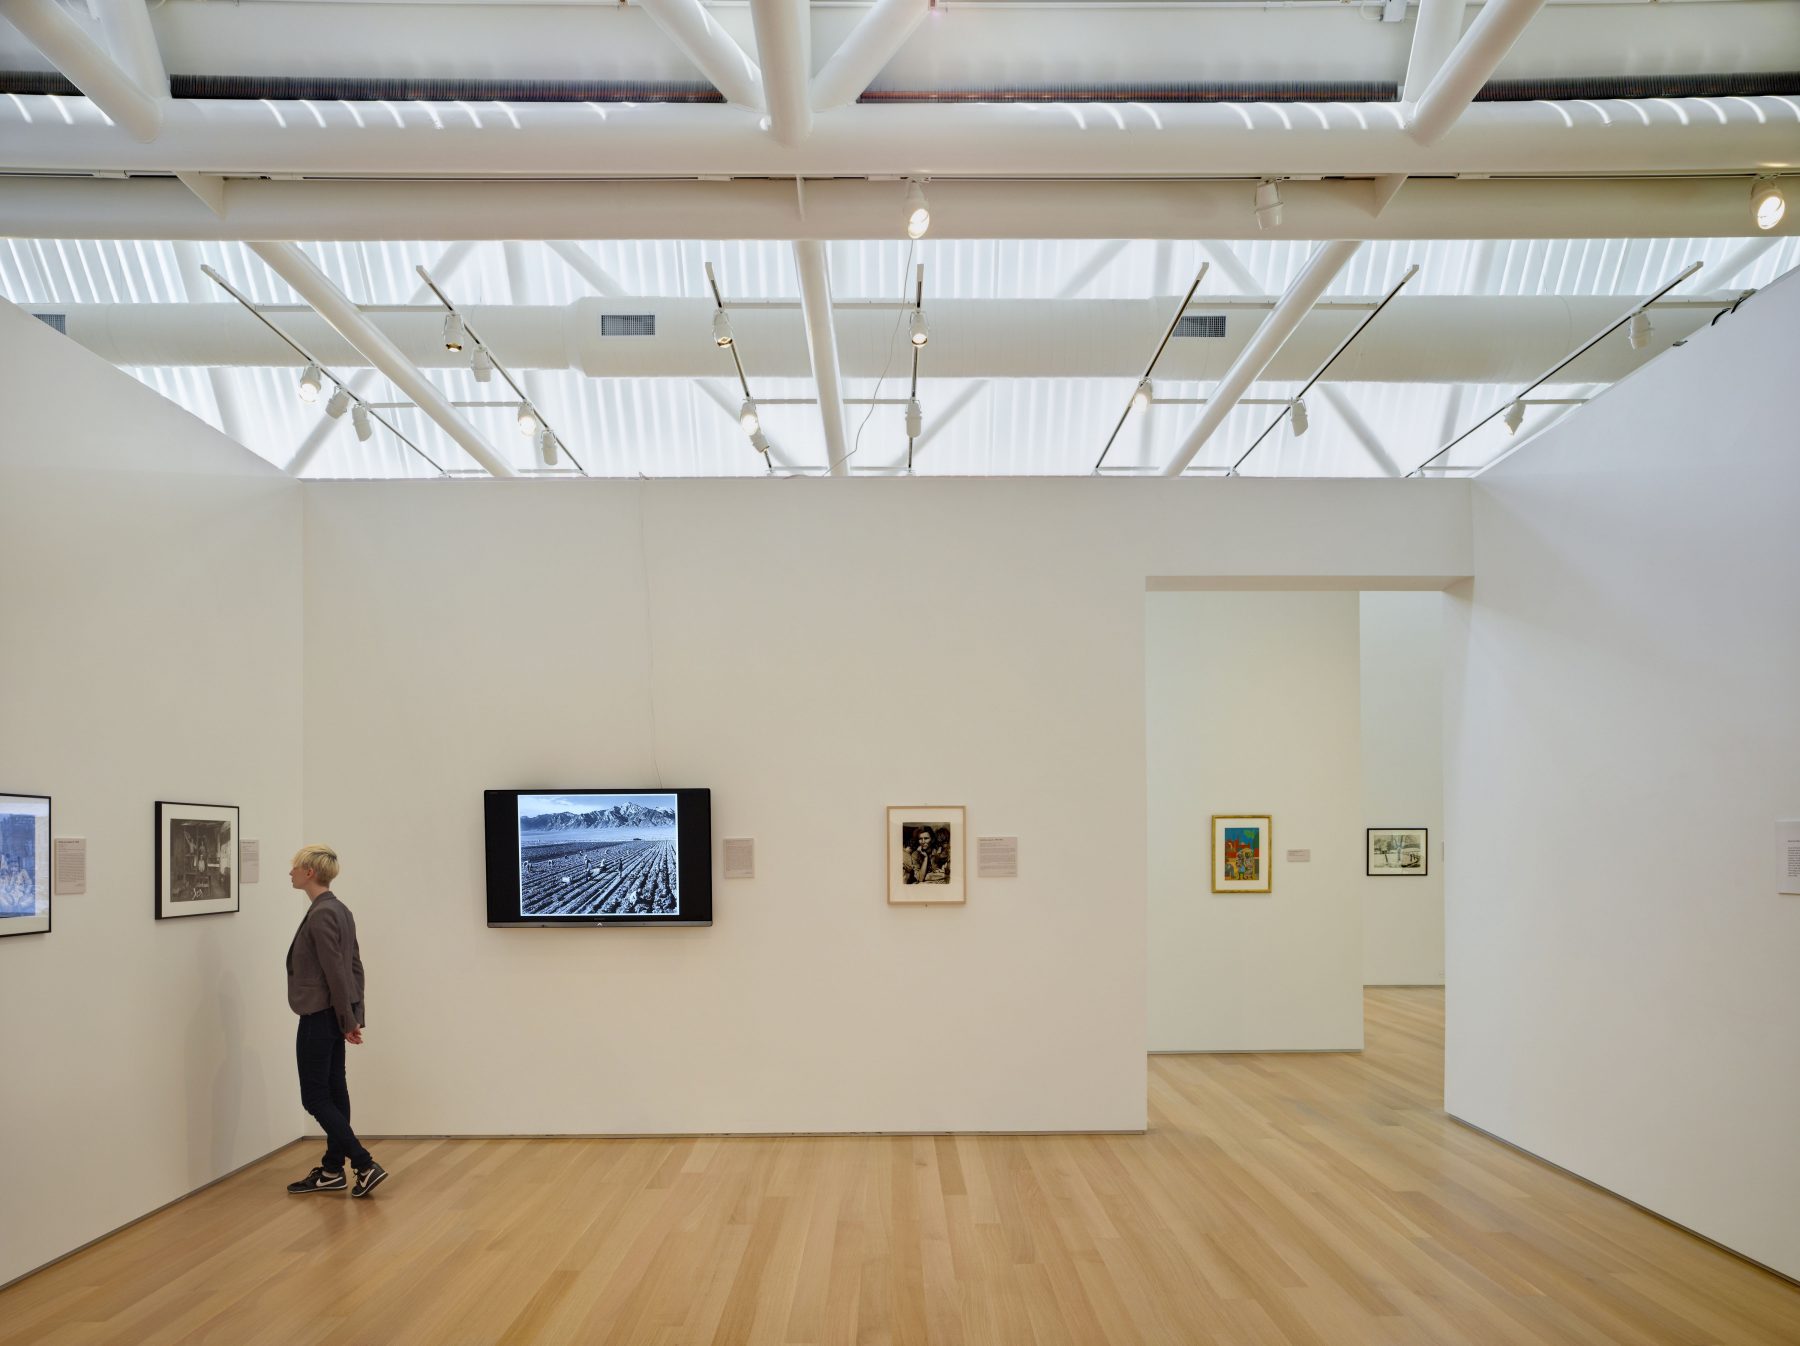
[821,240,916,477]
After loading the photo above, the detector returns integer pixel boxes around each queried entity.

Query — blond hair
[292,844,340,885]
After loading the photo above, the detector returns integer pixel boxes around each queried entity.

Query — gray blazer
[287,893,365,1035]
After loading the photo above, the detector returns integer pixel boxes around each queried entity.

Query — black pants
[295,1008,372,1172]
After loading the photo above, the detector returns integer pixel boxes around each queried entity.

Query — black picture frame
[155,800,241,919]
[0,791,52,938]
[1367,827,1429,877]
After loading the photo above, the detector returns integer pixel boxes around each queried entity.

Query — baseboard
[1,1135,308,1293]
[1446,1112,1800,1289]
[321,1128,1150,1140]
[1363,982,1445,988]
[1150,1047,1364,1055]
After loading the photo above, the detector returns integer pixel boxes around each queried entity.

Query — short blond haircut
[292,844,340,885]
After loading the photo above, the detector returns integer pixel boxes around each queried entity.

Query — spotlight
[1132,378,1153,413]
[905,397,923,439]
[750,427,771,456]
[538,427,558,467]
[738,397,760,436]
[1502,400,1525,434]
[1290,396,1309,436]
[442,312,465,352]
[1627,310,1652,351]
[351,403,372,442]
[904,179,931,239]
[325,386,351,419]
[471,345,494,383]
[297,361,323,403]
[517,403,540,439]
[1254,179,1284,231]
[1751,177,1786,231]
[712,309,735,347]
[908,308,929,347]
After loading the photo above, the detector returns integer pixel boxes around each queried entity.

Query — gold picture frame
[1211,813,1272,894]
[887,805,967,905]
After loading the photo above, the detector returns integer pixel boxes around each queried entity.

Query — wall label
[53,838,86,895]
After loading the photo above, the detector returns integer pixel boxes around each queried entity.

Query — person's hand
[345,1027,364,1045]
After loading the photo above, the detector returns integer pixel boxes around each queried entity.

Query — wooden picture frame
[155,801,241,919]
[1367,827,1429,877]
[0,792,52,938]
[1211,813,1272,894]
[887,805,967,905]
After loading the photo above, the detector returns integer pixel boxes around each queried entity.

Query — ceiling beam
[1408,0,1548,146]
[1317,385,1402,477]
[1402,0,1464,104]
[635,0,764,110]
[0,0,164,140]
[547,241,626,298]
[248,241,517,478]
[170,241,244,446]
[748,0,811,144]
[792,240,850,475]
[811,0,930,113]
[97,0,167,101]
[1163,240,1363,477]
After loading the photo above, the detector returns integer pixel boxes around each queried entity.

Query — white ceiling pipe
[171,240,245,445]
[1402,0,1465,104]
[635,0,764,110]
[748,0,811,144]
[811,0,930,112]
[1698,235,1778,288]
[1408,0,1548,146]
[0,0,164,141]
[4,95,1790,179]
[546,241,626,298]
[11,175,1796,244]
[247,241,517,478]
[792,241,850,474]
[59,294,1723,385]
[97,0,168,100]
[1163,240,1363,476]
[1317,385,1402,477]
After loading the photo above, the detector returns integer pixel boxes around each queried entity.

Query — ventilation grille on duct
[31,312,66,334]
[1175,315,1227,339]
[601,314,656,337]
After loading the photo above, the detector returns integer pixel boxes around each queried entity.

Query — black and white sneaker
[287,1166,347,1194]
[351,1161,389,1198]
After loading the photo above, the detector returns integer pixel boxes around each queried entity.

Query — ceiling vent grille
[31,312,67,334]
[601,313,656,337]
[1174,314,1227,339]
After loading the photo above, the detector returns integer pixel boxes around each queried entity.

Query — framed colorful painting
[1211,814,1271,894]
[1367,827,1429,877]
[0,792,52,937]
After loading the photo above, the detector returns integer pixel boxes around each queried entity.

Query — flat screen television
[484,788,712,927]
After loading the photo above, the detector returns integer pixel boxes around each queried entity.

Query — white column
[792,240,850,475]
[749,0,812,144]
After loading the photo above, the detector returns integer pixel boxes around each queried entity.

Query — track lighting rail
[1093,263,1209,473]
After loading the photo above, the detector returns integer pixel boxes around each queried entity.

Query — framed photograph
[887,805,966,905]
[1367,827,1429,877]
[1211,814,1272,894]
[0,792,52,938]
[156,801,240,919]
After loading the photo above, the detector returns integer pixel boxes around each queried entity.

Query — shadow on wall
[184,930,266,1187]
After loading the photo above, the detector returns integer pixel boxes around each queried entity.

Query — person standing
[284,844,388,1197]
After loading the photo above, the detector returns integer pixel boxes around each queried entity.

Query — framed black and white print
[0,792,52,938]
[1367,827,1429,877]
[156,801,240,919]
[887,805,966,905]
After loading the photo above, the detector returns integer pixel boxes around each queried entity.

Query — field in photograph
[520,834,678,916]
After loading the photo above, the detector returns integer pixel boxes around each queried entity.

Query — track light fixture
[1131,378,1153,414]
[1502,400,1525,435]
[351,402,372,442]
[905,397,923,439]
[904,179,931,240]
[1751,177,1786,231]
[297,361,323,403]
[1289,396,1309,437]
[712,309,735,347]
[471,345,494,383]
[325,386,350,419]
[1627,310,1652,351]
[1254,179,1284,231]
[517,403,540,439]
[749,427,771,456]
[908,308,929,347]
[538,427,558,467]
[738,397,760,437]
[442,312,465,352]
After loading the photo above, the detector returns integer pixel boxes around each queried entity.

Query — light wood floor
[4,989,1797,1345]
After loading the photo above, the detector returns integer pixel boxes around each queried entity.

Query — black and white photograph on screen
[155,801,240,919]
[517,793,680,917]
[0,793,52,937]
[887,805,967,905]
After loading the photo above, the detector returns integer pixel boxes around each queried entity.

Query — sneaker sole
[352,1170,388,1198]
[288,1183,347,1194]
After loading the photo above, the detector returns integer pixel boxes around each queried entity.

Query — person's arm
[308,907,363,1038]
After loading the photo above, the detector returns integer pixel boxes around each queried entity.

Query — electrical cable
[820,240,916,477]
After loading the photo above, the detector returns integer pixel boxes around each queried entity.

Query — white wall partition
[0,301,305,1287]
[303,481,1469,1136]
[1445,271,1800,1279]
[1146,590,1366,1051]
[1360,591,1445,985]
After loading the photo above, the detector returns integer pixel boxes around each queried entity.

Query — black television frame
[484,787,712,927]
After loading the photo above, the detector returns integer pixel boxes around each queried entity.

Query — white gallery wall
[303,481,1469,1136]
[1445,270,1800,1279]
[1146,590,1366,1051]
[0,302,305,1287]
[1360,591,1446,985]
